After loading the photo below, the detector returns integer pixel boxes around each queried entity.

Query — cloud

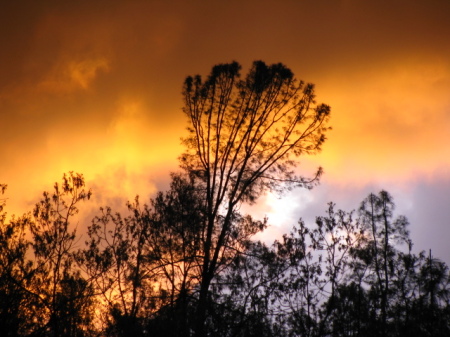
[1,0,450,265]
[38,57,110,92]
[309,56,450,185]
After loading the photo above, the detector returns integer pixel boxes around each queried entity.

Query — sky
[1,0,450,263]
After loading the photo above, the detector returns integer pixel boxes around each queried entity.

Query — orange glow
[308,57,450,185]
[1,0,449,239]
[38,57,110,92]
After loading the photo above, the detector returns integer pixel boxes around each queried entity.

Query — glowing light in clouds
[1,0,450,262]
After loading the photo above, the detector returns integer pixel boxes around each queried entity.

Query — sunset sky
[1,0,450,263]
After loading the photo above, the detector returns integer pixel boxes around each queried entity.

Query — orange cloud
[308,56,450,185]
[38,57,110,92]
[2,0,450,242]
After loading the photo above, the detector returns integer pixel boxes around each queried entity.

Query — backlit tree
[180,60,331,336]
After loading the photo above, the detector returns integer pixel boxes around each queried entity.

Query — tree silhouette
[29,172,93,337]
[205,191,450,337]
[0,174,95,337]
[181,60,330,336]
[353,191,410,336]
[2,176,450,336]
[78,174,207,336]
[0,185,36,337]
[79,197,159,336]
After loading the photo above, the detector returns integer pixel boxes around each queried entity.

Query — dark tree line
[1,175,449,337]
[1,61,449,336]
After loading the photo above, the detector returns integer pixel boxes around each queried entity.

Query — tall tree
[344,191,411,336]
[29,172,93,337]
[181,60,330,336]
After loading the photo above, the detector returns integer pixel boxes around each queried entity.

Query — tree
[0,174,95,337]
[29,172,94,337]
[181,60,330,336]
[309,203,364,336]
[410,252,450,336]
[355,191,410,336]
[79,197,158,336]
[79,173,207,337]
[0,214,41,337]
[0,185,37,337]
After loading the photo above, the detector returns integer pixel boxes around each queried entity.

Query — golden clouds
[69,58,109,89]
[106,99,182,168]
[1,0,450,224]
[310,56,450,185]
[1,95,182,222]
[38,57,110,93]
